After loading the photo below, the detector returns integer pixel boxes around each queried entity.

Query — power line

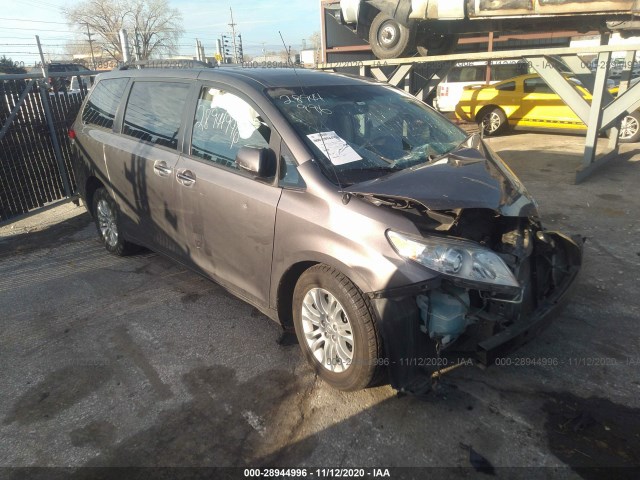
[0,16,68,24]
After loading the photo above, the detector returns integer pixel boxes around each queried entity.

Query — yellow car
[455,73,640,143]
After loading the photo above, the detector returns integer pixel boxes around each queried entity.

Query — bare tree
[308,31,321,63]
[63,0,183,61]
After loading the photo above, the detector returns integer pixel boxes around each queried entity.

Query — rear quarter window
[495,81,516,91]
[82,78,129,129]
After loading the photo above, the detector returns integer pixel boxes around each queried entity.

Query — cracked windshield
[268,85,468,185]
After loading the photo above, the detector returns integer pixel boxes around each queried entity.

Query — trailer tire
[369,12,416,59]
[416,34,458,56]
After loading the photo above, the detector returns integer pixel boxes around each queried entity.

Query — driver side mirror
[235,146,276,178]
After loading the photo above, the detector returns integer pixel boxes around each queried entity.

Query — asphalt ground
[1,131,639,479]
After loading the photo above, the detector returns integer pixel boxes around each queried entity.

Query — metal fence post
[38,82,72,198]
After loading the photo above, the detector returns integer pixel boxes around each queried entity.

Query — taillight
[68,128,76,140]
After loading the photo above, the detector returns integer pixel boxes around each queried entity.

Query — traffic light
[237,34,243,63]
[221,34,233,63]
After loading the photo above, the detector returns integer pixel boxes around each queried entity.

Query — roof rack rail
[117,59,217,70]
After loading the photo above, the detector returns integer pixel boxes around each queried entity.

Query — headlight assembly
[386,230,519,288]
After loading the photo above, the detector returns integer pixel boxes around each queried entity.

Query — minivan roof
[96,67,376,89]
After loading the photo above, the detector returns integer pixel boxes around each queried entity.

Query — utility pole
[229,7,238,63]
[85,23,96,70]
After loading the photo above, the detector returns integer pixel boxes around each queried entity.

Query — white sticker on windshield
[306,131,362,165]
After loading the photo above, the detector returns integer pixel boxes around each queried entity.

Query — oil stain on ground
[66,365,316,473]
[543,391,640,479]
[3,365,113,425]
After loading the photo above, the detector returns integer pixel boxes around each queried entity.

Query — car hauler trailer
[337,0,640,58]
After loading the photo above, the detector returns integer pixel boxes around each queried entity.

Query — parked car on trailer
[455,73,640,142]
[434,60,530,112]
[70,67,582,394]
[337,0,640,59]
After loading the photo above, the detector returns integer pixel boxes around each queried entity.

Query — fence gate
[0,74,89,225]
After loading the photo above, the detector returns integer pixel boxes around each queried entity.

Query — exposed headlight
[387,230,519,288]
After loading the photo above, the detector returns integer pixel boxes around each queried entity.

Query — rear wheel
[92,188,139,256]
[478,107,507,136]
[618,111,640,143]
[292,265,382,391]
[369,12,416,60]
[416,34,458,57]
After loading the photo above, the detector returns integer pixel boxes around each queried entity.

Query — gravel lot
[1,132,639,479]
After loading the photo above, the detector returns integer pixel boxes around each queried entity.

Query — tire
[292,264,382,391]
[416,34,458,57]
[478,107,507,136]
[618,110,640,143]
[369,12,416,60]
[92,188,139,256]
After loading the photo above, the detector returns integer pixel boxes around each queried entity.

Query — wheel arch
[356,2,381,40]
[475,104,504,122]
[357,1,414,38]
[85,176,105,217]
[275,257,374,330]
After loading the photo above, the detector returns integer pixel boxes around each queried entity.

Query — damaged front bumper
[368,231,583,394]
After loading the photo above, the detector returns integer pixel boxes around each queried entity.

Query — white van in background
[435,61,530,112]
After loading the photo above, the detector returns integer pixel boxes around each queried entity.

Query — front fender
[367,0,413,24]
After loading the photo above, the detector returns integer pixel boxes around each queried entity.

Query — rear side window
[495,81,516,91]
[123,81,191,150]
[82,78,128,129]
[447,66,485,83]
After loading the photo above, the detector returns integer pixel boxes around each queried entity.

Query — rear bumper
[369,232,583,394]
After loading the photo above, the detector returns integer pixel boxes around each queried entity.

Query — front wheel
[369,12,416,60]
[292,265,382,391]
[478,107,507,136]
[618,111,640,143]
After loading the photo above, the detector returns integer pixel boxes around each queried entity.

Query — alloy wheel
[96,199,119,248]
[301,287,354,373]
[619,114,639,140]
[482,111,502,134]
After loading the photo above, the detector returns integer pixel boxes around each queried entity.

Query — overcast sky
[0,0,321,65]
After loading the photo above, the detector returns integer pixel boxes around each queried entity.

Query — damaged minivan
[71,68,582,394]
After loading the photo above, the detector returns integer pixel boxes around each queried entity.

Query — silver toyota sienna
[70,67,582,394]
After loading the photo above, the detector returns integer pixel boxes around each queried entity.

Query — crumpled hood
[346,138,538,217]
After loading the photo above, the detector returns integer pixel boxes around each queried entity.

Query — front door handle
[153,160,172,177]
[176,169,196,186]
